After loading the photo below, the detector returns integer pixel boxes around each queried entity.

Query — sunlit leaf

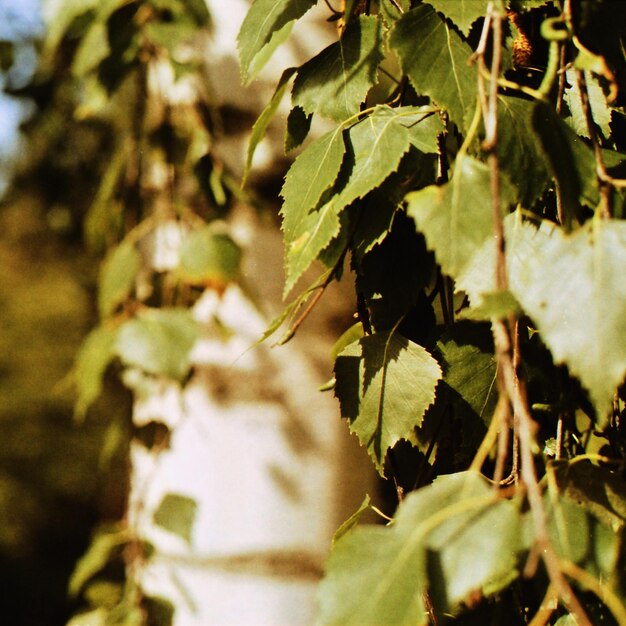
[334,330,441,474]
[406,156,516,279]
[563,69,612,141]
[390,5,477,132]
[244,67,297,184]
[458,215,626,421]
[423,0,488,36]
[318,472,522,625]
[292,15,384,122]
[281,126,346,245]
[237,0,316,84]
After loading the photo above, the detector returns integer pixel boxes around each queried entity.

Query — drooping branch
[476,5,591,624]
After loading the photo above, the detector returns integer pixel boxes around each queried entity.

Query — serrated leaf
[334,330,442,474]
[116,308,199,380]
[292,15,384,122]
[512,221,626,420]
[284,196,343,296]
[530,101,622,216]
[237,0,316,84]
[318,472,521,625]
[153,493,197,544]
[423,0,488,36]
[281,126,346,243]
[564,69,612,141]
[390,5,477,132]
[177,228,241,286]
[244,67,297,184]
[98,240,140,319]
[333,106,434,211]
[406,156,515,279]
[457,216,626,421]
[73,325,119,420]
[497,95,551,207]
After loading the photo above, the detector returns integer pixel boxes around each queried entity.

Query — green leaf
[458,216,626,420]
[378,0,412,25]
[333,106,436,212]
[72,20,110,77]
[281,127,347,295]
[318,472,521,625]
[244,67,297,184]
[390,5,477,132]
[459,290,522,321]
[69,525,130,597]
[436,323,497,425]
[512,220,626,420]
[497,95,551,207]
[73,325,119,420]
[551,461,626,532]
[177,228,241,286]
[237,0,316,84]
[284,196,344,297]
[564,69,612,141]
[116,308,199,380]
[423,0,488,36]
[281,127,346,243]
[291,15,384,122]
[332,495,371,545]
[530,101,623,215]
[334,330,442,474]
[406,156,515,279]
[98,240,140,319]
[153,493,197,544]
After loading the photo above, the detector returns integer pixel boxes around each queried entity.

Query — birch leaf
[334,330,442,474]
[292,15,384,122]
[390,5,477,132]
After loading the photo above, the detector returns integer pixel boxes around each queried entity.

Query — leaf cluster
[239,0,626,623]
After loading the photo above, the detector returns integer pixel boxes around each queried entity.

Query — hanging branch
[477,5,592,625]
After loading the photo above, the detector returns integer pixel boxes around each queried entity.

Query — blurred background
[0,1,374,624]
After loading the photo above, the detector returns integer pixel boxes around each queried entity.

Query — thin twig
[478,5,591,624]
[576,70,612,218]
